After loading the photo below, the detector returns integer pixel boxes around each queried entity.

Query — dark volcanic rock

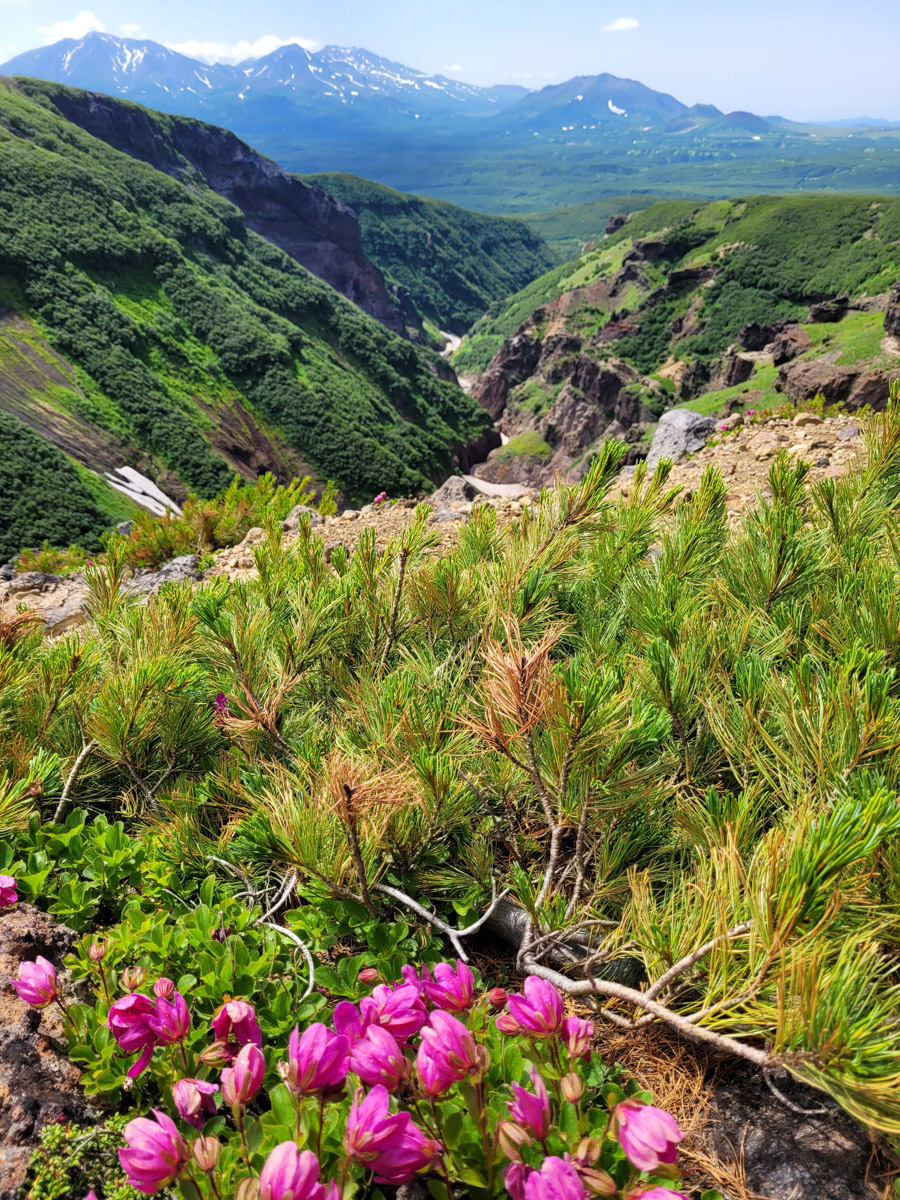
[46,90,406,334]
[885,283,900,339]
[0,906,96,1200]
[771,326,811,365]
[740,321,782,351]
[605,214,628,235]
[625,238,667,263]
[718,354,756,389]
[807,297,850,324]
[706,1061,884,1200]
[473,333,543,421]
[453,426,502,472]
[776,361,892,410]
[677,359,711,400]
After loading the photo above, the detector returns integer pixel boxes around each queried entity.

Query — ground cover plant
[5,394,900,1194]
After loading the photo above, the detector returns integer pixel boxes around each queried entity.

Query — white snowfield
[461,475,529,499]
[103,467,183,517]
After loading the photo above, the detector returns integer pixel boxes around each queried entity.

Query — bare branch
[642,922,752,1003]
[522,958,772,1068]
[53,737,97,824]
[374,880,509,962]
[255,870,299,925]
[260,921,316,1000]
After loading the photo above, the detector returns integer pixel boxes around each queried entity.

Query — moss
[493,430,553,461]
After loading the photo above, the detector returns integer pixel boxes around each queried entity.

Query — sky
[2,1,899,121]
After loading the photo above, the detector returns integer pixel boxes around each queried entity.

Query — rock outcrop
[885,283,900,340]
[45,89,406,334]
[775,360,893,410]
[0,906,95,1200]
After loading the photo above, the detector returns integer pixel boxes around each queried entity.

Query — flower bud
[495,1013,519,1035]
[358,968,379,984]
[574,1137,601,1166]
[579,1167,617,1196]
[192,1135,221,1173]
[222,1043,266,1105]
[235,1179,261,1200]
[153,977,175,1000]
[561,1072,583,1104]
[497,1121,533,1162]
[89,940,106,962]
[485,986,508,1010]
[121,966,146,990]
[200,1040,231,1069]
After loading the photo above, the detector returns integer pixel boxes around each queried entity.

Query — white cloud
[602,17,639,32]
[39,10,105,41]
[119,23,143,37]
[167,34,320,64]
[442,63,464,73]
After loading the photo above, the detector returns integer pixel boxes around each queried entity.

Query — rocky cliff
[30,82,406,334]
[462,196,900,485]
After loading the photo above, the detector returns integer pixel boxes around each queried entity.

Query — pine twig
[53,737,97,823]
[642,921,753,1003]
[379,547,410,673]
[374,880,509,962]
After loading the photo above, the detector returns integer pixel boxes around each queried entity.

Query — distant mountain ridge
[0,32,529,121]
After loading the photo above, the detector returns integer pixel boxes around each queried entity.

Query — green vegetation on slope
[521,194,665,258]
[8,421,900,1137]
[303,172,557,334]
[0,80,492,553]
[457,195,900,380]
[0,410,123,560]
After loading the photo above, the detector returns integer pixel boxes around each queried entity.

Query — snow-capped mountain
[0,32,528,120]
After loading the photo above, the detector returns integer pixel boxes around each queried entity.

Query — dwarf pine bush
[4,386,900,1137]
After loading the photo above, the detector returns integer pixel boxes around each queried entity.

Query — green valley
[0,79,495,553]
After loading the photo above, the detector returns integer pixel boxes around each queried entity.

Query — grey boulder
[646,410,716,470]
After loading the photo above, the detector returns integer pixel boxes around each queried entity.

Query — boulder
[282,505,324,531]
[719,354,756,389]
[740,321,782,352]
[885,283,900,339]
[129,555,202,596]
[771,326,811,366]
[605,213,628,235]
[0,905,97,1199]
[793,412,823,428]
[747,431,780,461]
[676,360,711,400]
[116,520,133,537]
[774,361,894,410]
[646,410,716,470]
[806,297,849,323]
[429,476,478,507]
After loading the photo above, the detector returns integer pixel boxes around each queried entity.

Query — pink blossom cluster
[9,951,688,1198]
[0,874,17,908]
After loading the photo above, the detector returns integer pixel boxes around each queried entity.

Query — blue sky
[2,1,899,120]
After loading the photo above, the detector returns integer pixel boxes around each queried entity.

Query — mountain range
[5,34,900,213]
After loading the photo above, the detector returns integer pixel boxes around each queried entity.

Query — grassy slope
[302,172,557,335]
[453,196,900,377]
[521,195,665,258]
[0,80,493,554]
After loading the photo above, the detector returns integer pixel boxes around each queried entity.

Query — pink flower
[423,960,474,1013]
[614,1100,683,1172]
[148,989,190,1045]
[11,956,57,1008]
[221,1042,266,1105]
[507,1066,550,1139]
[349,1024,407,1092]
[343,1085,410,1165]
[171,1078,218,1129]
[561,1016,594,1059]
[214,693,228,716]
[358,968,379,984]
[416,1010,480,1095]
[153,977,175,1000]
[211,999,262,1062]
[0,874,17,908]
[506,976,564,1037]
[119,1108,188,1194]
[486,987,508,1010]
[370,1118,441,1184]
[524,1156,585,1200]
[400,964,431,994]
[504,1162,533,1200]
[360,983,427,1042]
[283,1023,349,1095]
[333,1001,363,1043]
[108,993,158,1078]
[631,1191,689,1200]
[83,1192,99,1200]
[496,1012,520,1035]
[259,1143,326,1200]
[746,409,756,415]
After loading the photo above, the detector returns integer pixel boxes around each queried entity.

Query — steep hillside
[457,196,900,483]
[0,79,495,552]
[522,196,665,259]
[303,173,557,335]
